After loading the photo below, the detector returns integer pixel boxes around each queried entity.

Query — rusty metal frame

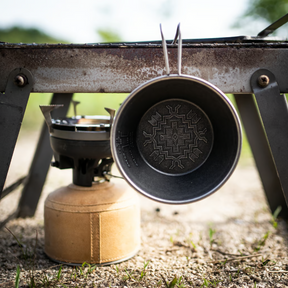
[1,42,288,94]
[1,41,288,219]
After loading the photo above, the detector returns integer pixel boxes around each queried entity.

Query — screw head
[258,75,270,88]
[14,74,27,87]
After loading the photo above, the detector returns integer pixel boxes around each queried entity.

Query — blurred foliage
[242,0,288,23]
[226,95,252,160]
[96,28,122,42]
[233,0,288,29]
[22,93,128,130]
[0,26,65,43]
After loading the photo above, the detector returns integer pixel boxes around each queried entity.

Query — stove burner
[40,105,115,187]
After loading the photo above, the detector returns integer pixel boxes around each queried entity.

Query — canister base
[45,249,139,266]
[44,182,140,265]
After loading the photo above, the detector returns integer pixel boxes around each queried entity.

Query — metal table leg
[0,68,34,199]
[249,69,288,217]
[234,94,288,218]
[17,93,73,218]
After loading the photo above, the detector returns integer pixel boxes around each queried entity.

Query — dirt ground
[0,130,288,287]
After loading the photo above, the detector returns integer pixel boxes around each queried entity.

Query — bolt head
[14,74,27,87]
[258,75,270,88]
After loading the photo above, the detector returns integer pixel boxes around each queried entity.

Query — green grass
[15,265,20,288]
[209,227,216,248]
[271,206,282,228]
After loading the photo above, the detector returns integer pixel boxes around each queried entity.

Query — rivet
[258,75,269,88]
[14,74,27,87]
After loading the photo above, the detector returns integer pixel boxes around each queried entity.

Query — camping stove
[41,104,115,186]
[40,104,140,265]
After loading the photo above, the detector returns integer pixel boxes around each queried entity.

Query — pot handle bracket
[160,23,182,76]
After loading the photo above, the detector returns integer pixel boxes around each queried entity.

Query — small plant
[244,266,253,275]
[201,278,220,287]
[220,259,227,266]
[176,275,186,288]
[201,278,209,287]
[78,263,85,276]
[79,262,96,279]
[122,268,136,281]
[86,263,96,274]
[5,227,27,259]
[209,227,216,248]
[15,265,20,288]
[39,274,51,287]
[6,227,40,287]
[157,279,163,287]
[72,268,77,280]
[160,274,180,288]
[262,259,270,266]
[271,206,282,228]
[254,231,270,251]
[237,249,244,256]
[57,265,62,281]
[186,233,197,251]
[138,260,150,281]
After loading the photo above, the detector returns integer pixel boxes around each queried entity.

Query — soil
[0,130,288,287]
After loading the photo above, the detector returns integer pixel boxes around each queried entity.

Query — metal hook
[171,23,180,45]
[177,23,182,75]
[160,23,182,76]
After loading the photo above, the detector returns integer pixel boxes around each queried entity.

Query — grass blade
[15,265,20,288]
[57,265,62,280]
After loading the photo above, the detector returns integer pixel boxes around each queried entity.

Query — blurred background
[1,0,288,160]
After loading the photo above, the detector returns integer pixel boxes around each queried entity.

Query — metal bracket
[251,68,288,210]
[0,68,34,198]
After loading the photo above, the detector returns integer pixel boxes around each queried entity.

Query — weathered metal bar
[234,94,288,219]
[0,43,288,94]
[1,176,27,199]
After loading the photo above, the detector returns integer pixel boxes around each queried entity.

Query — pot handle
[160,23,182,76]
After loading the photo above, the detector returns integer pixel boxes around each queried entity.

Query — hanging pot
[111,24,242,204]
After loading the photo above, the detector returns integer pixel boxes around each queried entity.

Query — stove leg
[234,93,288,219]
[0,68,33,199]
[17,93,73,218]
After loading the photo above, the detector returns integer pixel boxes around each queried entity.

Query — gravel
[0,130,288,287]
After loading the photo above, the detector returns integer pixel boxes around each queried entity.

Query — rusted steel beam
[0,43,288,93]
